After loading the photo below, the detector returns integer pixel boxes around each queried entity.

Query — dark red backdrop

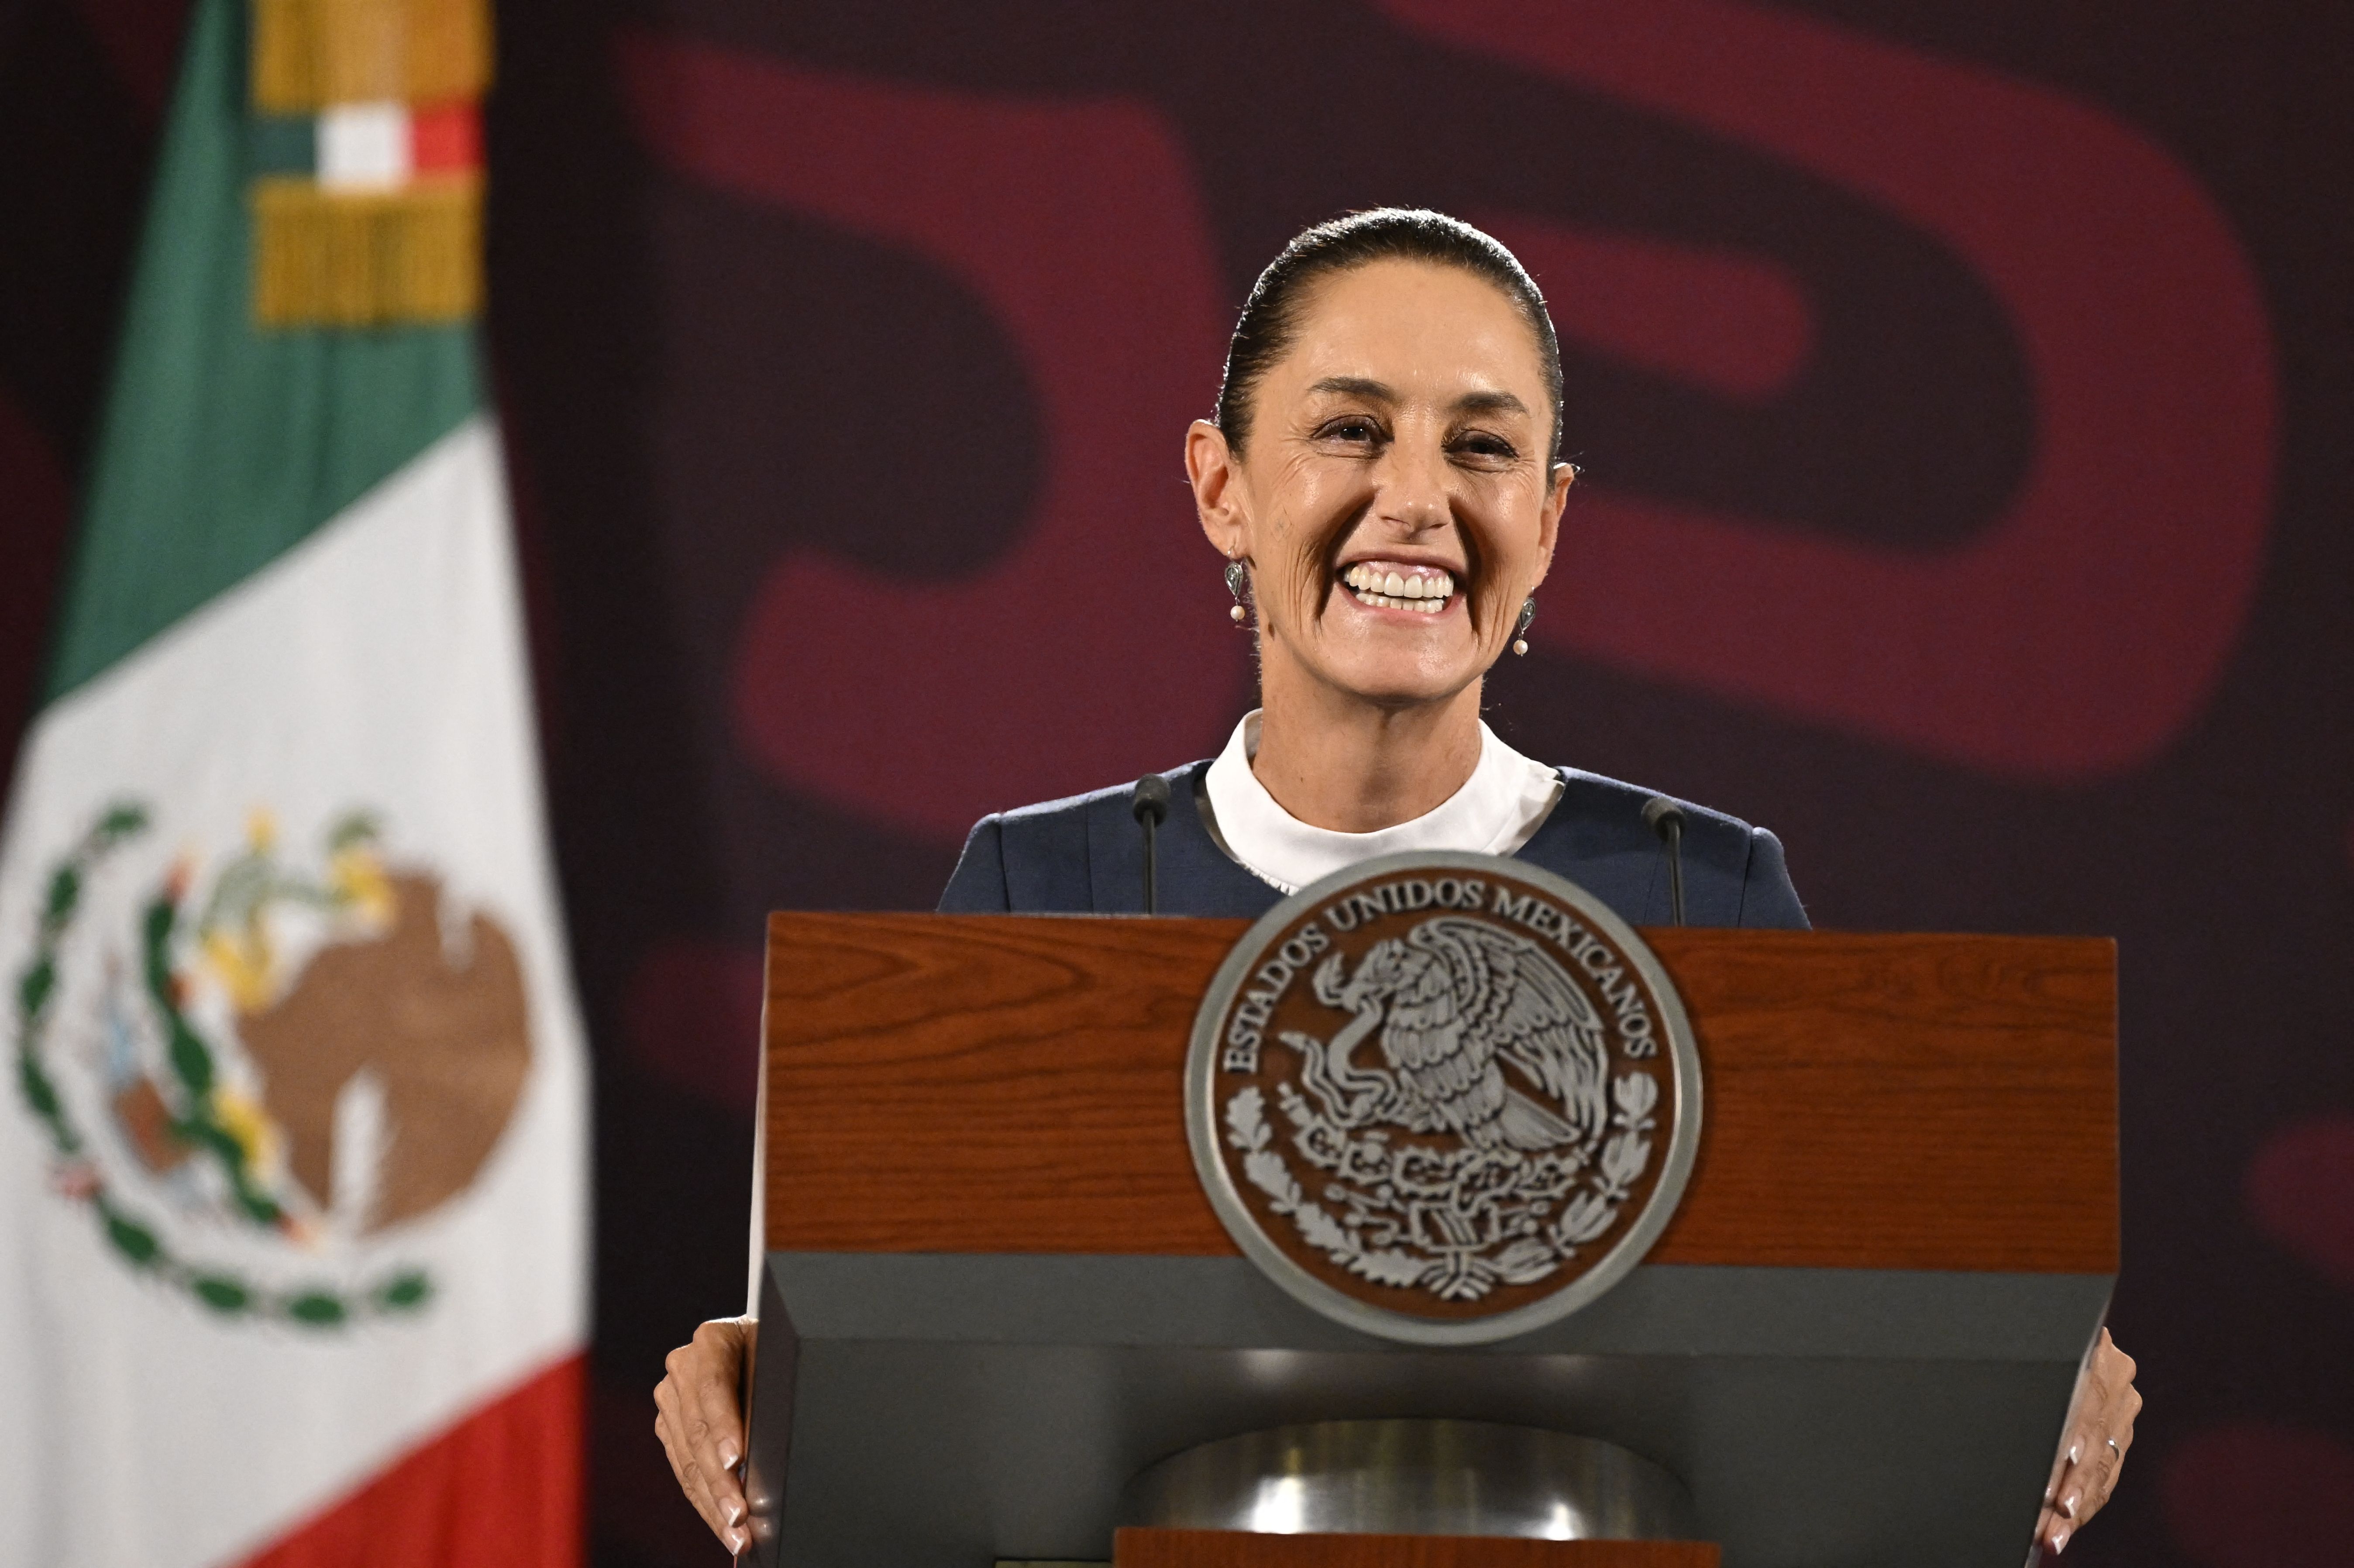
[4,1,2350,1564]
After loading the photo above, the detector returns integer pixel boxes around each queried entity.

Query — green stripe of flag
[246,115,316,178]
[48,0,479,704]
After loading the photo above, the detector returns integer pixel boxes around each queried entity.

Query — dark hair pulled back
[1214,208,1565,461]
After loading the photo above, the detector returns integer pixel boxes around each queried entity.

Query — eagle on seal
[1310,916,1609,1152]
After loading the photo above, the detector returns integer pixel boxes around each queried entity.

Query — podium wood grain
[1111,1530,1720,1567]
[762,915,2116,1272]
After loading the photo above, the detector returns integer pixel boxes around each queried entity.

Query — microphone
[1642,796,1687,928]
[1132,774,1171,915]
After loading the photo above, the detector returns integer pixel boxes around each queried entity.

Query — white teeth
[1348,588,1447,612]
[1342,565,1456,612]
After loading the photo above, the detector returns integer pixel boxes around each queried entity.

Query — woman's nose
[1373,437,1454,533]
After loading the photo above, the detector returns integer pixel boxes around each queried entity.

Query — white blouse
[1201,710,1565,895]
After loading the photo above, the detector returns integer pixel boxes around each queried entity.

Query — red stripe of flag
[234,1355,583,1568]
[410,101,483,175]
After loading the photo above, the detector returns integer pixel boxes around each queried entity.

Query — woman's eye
[1454,433,1517,463]
[1319,417,1383,444]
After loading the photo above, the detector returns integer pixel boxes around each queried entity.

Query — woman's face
[1189,259,1573,712]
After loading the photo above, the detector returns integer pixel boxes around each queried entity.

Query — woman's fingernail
[719,1440,741,1470]
[2067,1443,2081,1465]
[2051,1526,2069,1554]
[723,1498,743,1527]
[2061,1493,2079,1519]
[726,1527,745,1554]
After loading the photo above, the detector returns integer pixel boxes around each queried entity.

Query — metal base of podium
[745,1251,2106,1565]
[1121,1420,1697,1541]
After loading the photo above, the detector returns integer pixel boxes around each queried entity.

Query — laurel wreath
[1225,1069,1660,1303]
[12,802,431,1327]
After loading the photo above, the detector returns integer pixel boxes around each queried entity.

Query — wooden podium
[743,915,2116,1567]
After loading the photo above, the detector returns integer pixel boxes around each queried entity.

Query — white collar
[1201,710,1563,894]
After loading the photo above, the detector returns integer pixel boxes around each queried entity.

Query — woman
[654,209,2139,1556]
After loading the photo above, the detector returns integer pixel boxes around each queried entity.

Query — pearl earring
[1225,559,1249,624]
[1512,597,1536,656]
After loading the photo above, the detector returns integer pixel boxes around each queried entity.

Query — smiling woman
[649,208,2138,1557]
[930,210,1798,912]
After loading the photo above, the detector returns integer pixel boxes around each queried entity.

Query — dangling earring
[1512,597,1536,656]
[1225,558,1250,624]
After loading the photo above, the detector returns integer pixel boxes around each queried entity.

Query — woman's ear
[1187,420,1247,557]
[1529,460,1575,588]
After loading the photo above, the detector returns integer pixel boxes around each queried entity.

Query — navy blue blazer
[939,760,1808,929]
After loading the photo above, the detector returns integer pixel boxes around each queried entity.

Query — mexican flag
[0,0,587,1564]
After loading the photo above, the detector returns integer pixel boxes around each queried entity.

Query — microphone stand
[1132,774,1171,915]
[1642,797,1687,927]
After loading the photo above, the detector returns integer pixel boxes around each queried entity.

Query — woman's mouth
[1339,561,1457,615]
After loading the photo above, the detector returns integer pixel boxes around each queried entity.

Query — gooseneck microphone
[1132,774,1171,915]
[1642,796,1687,927]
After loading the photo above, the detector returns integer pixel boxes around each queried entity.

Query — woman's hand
[654,1315,758,1556]
[2036,1327,2141,1554]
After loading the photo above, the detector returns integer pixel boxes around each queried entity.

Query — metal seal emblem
[1186,852,1701,1344]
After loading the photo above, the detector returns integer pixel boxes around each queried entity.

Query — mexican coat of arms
[1186,852,1701,1344]
[12,801,531,1327]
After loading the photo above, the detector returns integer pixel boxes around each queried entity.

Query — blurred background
[3,0,2347,1563]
